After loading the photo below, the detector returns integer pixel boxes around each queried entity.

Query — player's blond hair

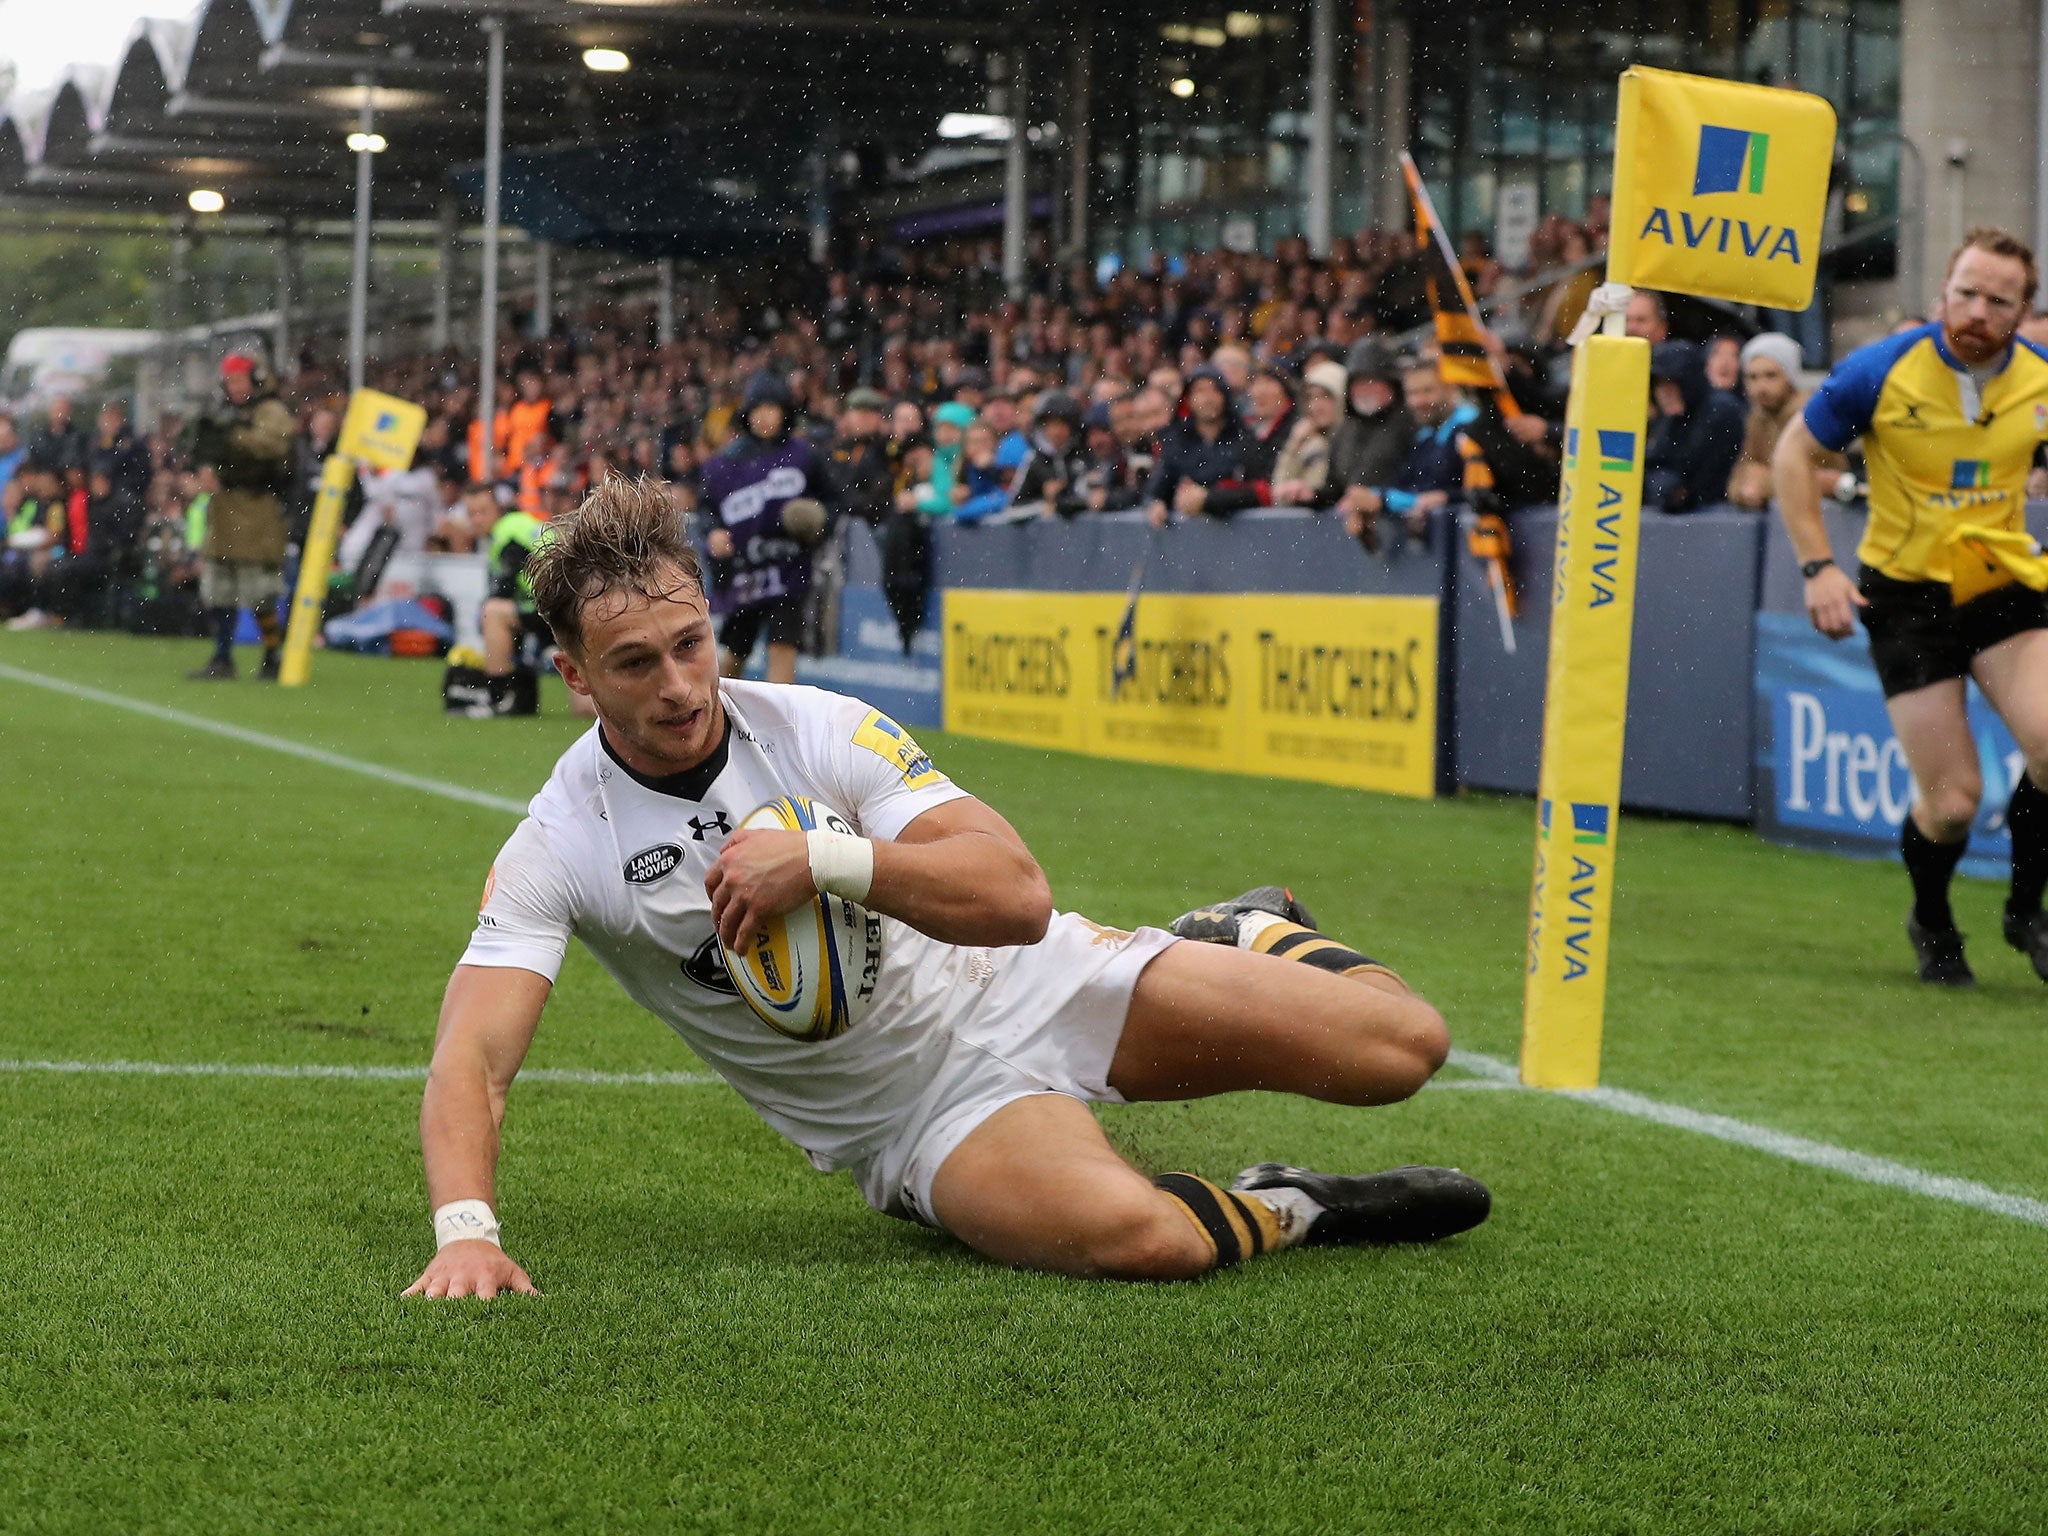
[1945,226,2039,308]
[527,476,705,654]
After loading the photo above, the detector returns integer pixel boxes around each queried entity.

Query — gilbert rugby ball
[720,796,884,1043]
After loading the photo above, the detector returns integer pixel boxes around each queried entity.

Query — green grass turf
[4,629,2047,1534]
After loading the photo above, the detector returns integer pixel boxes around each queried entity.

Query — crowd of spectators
[1,214,1845,648]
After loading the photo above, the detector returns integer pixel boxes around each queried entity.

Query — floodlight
[938,113,1010,140]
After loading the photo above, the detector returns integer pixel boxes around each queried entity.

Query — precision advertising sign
[1607,67,1838,311]
[1755,612,2019,878]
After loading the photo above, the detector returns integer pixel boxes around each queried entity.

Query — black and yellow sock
[1244,917,1399,984]
[1153,1174,1300,1269]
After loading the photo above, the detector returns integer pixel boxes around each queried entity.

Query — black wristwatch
[1800,557,1835,580]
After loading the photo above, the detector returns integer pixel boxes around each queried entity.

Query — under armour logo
[689,811,734,841]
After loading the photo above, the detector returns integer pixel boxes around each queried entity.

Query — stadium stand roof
[0,0,1016,235]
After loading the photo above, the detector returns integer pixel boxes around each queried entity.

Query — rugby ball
[720,796,884,1043]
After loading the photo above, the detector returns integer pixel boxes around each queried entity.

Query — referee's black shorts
[718,594,804,660]
[1859,566,2048,698]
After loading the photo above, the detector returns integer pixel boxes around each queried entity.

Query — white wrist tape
[433,1199,501,1251]
[806,829,875,904]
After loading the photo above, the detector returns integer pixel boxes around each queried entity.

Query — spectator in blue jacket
[1645,339,1746,512]
[952,419,1014,524]
[1346,361,1494,543]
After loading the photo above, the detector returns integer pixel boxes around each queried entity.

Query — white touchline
[1449,1048,2048,1232]
[0,662,531,817]
[0,1058,721,1088]
[6,661,2043,1234]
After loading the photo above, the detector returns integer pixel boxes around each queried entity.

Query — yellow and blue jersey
[1803,322,2048,583]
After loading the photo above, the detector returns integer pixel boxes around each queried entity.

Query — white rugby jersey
[462,681,993,1170]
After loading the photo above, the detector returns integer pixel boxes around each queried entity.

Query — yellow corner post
[277,388,429,688]
[1520,68,1835,1086]
[1520,335,1650,1089]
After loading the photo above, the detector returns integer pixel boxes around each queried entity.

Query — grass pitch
[4,630,2047,1535]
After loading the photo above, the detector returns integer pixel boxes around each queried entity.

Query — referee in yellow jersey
[1775,228,2048,985]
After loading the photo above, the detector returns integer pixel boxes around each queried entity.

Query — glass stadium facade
[1100,0,1902,280]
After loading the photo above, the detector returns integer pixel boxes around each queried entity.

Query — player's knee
[1923,781,1981,841]
[1084,1197,1213,1281]
[1335,994,1447,1106]
[1403,996,1451,1078]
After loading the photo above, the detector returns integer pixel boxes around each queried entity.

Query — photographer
[700,371,836,685]
[185,354,295,681]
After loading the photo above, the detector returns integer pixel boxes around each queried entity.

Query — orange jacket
[467,413,514,479]
[504,398,554,471]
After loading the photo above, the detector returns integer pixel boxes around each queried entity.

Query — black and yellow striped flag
[1400,154,1521,417]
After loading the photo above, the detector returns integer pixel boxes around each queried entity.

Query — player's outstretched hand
[706,827,817,953]
[1804,563,1868,640]
[402,1239,541,1300]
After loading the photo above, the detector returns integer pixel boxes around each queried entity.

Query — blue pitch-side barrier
[793,503,2047,872]
[1453,507,1765,820]
[1751,505,2048,876]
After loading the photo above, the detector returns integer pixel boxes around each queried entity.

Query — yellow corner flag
[1521,335,1650,1088]
[1607,67,1837,312]
[277,388,428,688]
[1520,70,1834,1089]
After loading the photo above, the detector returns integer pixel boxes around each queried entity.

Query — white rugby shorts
[849,912,1178,1226]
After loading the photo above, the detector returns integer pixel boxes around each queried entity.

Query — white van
[0,328,163,415]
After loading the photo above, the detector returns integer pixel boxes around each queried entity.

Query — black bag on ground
[442,662,538,717]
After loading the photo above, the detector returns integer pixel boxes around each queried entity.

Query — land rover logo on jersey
[623,843,685,884]
[683,934,739,995]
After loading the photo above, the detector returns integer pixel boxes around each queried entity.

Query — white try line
[1449,1048,2048,1231]
[5,661,2043,1233]
[0,1057,721,1088]
[0,661,530,817]
[0,1055,1500,1094]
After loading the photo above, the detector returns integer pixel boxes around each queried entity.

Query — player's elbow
[999,861,1055,946]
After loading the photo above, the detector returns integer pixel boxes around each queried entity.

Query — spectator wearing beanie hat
[1271,359,1346,507]
[1727,332,1846,509]
[1008,391,1094,517]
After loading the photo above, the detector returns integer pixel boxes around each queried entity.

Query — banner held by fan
[1400,154,1521,419]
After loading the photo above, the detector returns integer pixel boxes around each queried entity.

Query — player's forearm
[419,1053,504,1211]
[1771,423,1833,564]
[868,833,1053,948]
